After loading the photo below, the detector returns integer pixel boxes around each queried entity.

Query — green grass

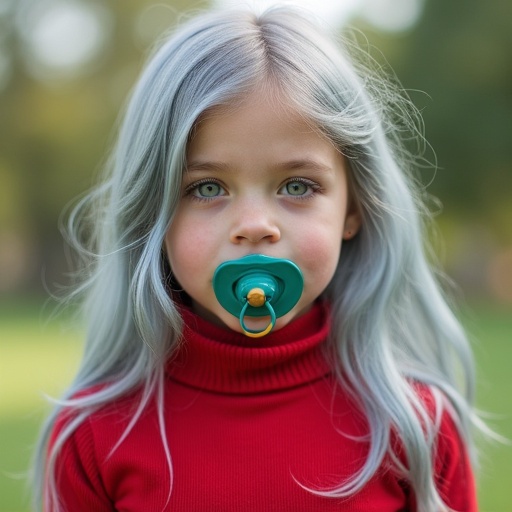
[461,303,512,511]
[0,301,82,512]
[0,301,510,511]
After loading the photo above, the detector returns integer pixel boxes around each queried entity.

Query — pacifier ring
[239,299,276,338]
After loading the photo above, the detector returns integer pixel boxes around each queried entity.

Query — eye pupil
[286,181,307,195]
[199,183,220,197]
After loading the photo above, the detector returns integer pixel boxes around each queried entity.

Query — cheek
[296,227,343,284]
[164,212,221,282]
[165,218,198,277]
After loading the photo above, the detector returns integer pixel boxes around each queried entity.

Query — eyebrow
[186,161,230,173]
[275,159,334,174]
[186,158,334,174]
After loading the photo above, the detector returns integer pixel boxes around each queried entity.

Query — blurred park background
[0,0,511,510]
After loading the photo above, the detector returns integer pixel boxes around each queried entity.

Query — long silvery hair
[33,6,482,511]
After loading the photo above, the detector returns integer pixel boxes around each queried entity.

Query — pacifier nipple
[212,255,304,338]
[247,288,265,307]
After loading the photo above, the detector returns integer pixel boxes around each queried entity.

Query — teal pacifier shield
[212,255,303,320]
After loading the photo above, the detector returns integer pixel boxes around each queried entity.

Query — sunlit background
[0,0,510,510]
[1,0,511,302]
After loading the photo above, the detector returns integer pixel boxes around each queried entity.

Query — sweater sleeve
[434,407,478,512]
[47,414,114,512]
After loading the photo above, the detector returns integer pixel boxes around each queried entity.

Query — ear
[342,208,362,241]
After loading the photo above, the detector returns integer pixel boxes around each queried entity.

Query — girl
[34,6,483,511]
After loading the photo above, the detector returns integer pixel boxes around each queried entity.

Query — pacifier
[212,254,304,338]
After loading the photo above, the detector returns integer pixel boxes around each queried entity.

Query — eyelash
[183,177,322,202]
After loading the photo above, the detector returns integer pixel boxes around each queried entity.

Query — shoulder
[410,382,461,429]
[46,385,147,511]
[411,382,478,511]
[50,384,154,455]
[409,382,469,457]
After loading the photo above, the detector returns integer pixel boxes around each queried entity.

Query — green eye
[197,182,222,197]
[285,181,308,196]
[185,179,226,201]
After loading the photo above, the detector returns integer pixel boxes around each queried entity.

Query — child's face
[165,89,361,333]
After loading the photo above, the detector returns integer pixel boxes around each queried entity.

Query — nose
[229,198,281,245]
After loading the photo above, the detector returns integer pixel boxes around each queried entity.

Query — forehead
[187,87,334,158]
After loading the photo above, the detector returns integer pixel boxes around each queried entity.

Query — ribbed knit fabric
[169,302,332,394]
[50,302,477,511]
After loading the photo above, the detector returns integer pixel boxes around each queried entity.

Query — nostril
[230,223,281,244]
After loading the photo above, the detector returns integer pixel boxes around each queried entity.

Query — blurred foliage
[0,0,511,300]
[355,0,512,229]
[351,0,512,302]
[0,0,208,294]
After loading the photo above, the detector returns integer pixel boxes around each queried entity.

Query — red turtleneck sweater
[50,303,476,511]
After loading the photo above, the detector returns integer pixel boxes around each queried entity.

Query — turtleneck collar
[166,301,332,395]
